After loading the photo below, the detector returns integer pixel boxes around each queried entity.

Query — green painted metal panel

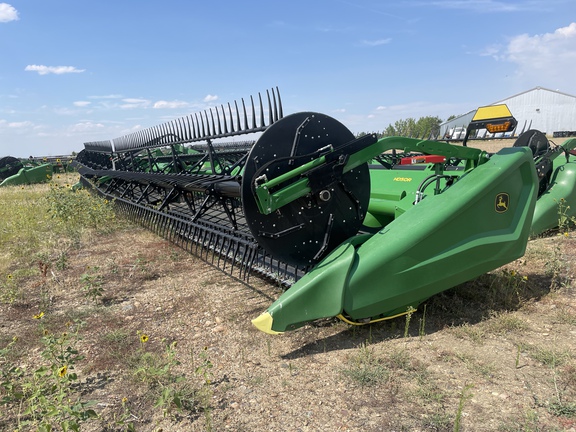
[0,164,53,187]
[258,147,537,333]
[531,138,576,236]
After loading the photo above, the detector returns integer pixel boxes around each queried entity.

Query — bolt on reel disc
[241,112,370,267]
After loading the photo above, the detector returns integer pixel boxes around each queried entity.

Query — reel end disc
[242,112,370,267]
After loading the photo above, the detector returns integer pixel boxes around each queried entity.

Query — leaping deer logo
[495,193,509,213]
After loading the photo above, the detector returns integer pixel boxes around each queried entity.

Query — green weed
[485,311,529,334]
[0,273,19,304]
[454,384,474,432]
[556,198,575,233]
[404,306,416,338]
[130,336,209,419]
[46,185,116,237]
[341,343,389,387]
[0,316,97,431]
[519,343,571,368]
[80,267,104,303]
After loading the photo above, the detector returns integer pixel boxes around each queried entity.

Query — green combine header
[69,90,576,334]
[0,156,74,187]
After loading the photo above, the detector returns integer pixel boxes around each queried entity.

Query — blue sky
[1,1,576,157]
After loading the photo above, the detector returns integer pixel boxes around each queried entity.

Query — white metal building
[440,87,576,138]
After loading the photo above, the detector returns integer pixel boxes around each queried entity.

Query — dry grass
[1,170,576,431]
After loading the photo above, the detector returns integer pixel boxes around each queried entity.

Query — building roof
[493,86,576,104]
[440,86,576,132]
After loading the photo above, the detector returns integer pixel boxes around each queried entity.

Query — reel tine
[197,227,205,258]
[199,112,207,138]
[172,120,180,143]
[185,224,193,252]
[164,123,170,142]
[165,121,172,141]
[230,239,240,275]
[245,246,257,281]
[215,107,222,135]
[209,108,217,136]
[234,100,241,133]
[193,113,200,140]
[276,86,283,119]
[228,103,235,132]
[258,92,265,128]
[242,98,249,131]
[169,120,177,141]
[185,115,193,141]
[204,110,212,137]
[220,105,228,135]
[266,89,273,125]
[239,246,248,279]
[177,118,186,141]
[250,95,257,129]
[222,237,233,271]
[211,232,218,264]
[157,124,164,144]
[214,232,221,265]
[191,226,199,254]
[271,88,279,122]
[216,234,223,268]
[106,88,281,151]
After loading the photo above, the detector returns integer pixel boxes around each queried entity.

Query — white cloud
[73,101,91,107]
[153,100,189,109]
[120,98,151,109]
[68,122,104,133]
[118,124,142,135]
[0,119,33,130]
[25,65,85,75]
[203,94,218,102]
[0,3,18,23]
[498,22,576,89]
[361,38,392,47]
[8,120,33,128]
[506,22,576,65]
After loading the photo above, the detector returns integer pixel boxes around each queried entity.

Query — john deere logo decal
[495,193,509,213]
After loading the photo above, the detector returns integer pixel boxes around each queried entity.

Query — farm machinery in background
[0,156,74,187]
[71,88,576,334]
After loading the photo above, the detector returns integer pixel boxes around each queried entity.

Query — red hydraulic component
[400,155,446,165]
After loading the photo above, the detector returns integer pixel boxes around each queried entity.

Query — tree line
[357,115,457,139]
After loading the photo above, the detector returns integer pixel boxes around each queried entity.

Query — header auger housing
[73,93,576,334]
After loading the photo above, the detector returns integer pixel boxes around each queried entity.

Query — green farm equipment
[0,156,74,187]
[72,90,576,334]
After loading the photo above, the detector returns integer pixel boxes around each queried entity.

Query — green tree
[360,115,443,138]
[415,116,442,138]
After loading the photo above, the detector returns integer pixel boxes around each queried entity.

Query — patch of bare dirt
[2,222,576,431]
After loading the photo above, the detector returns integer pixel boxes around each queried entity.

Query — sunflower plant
[1,317,97,431]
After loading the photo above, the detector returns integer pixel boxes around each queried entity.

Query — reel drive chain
[242,112,371,266]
